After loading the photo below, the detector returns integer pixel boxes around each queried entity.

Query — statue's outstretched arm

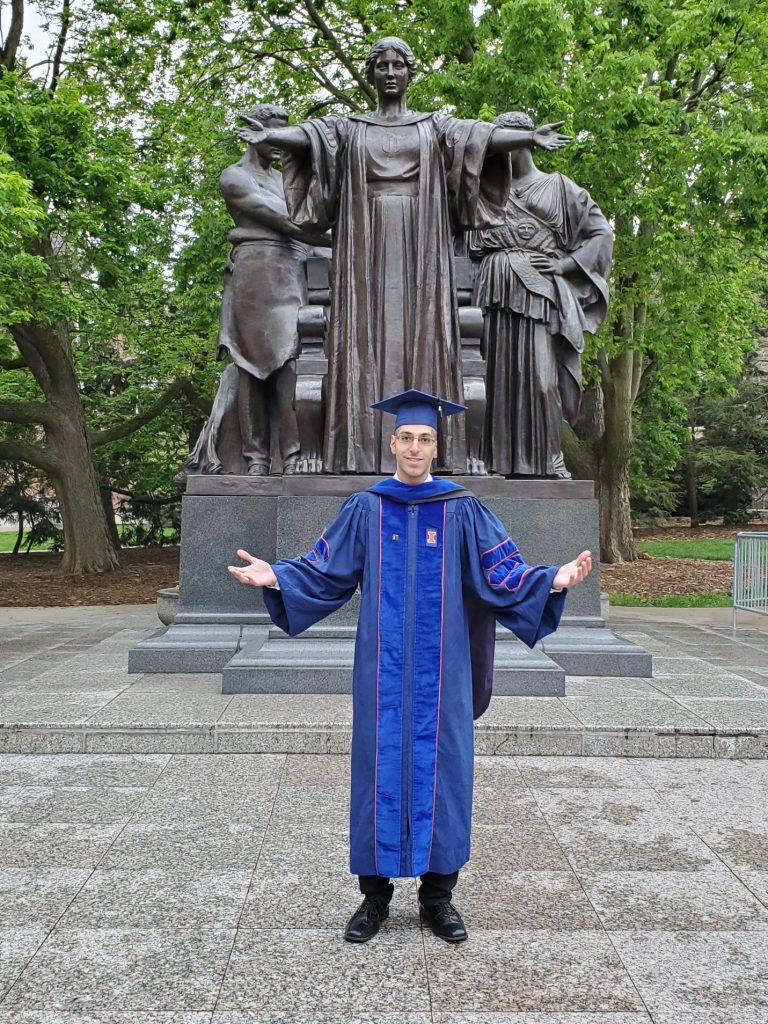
[489,121,571,153]
[234,118,310,154]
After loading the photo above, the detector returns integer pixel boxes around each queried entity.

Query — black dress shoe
[420,900,468,943]
[344,897,389,943]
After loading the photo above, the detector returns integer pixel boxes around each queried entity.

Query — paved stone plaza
[1,605,768,1020]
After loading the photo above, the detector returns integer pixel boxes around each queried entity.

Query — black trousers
[359,871,459,908]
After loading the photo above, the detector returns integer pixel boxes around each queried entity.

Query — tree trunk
[101,487,122,550]
[599,349,637,563]
[50,420,121,574]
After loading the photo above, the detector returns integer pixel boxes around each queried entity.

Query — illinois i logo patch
[425,528,438,547]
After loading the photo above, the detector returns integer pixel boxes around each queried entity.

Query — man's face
[390,423,437,484]
[255,115,287,163]
[372,48,410,100]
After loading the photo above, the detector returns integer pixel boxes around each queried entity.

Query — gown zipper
[401,503,417,874]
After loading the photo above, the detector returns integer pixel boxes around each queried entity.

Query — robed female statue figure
[237,37,570,473]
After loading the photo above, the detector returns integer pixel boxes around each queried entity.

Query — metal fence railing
[733,532,768,632]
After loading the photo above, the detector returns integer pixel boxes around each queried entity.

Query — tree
[0,5,209,572]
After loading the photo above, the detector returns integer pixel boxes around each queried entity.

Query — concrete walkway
[1,606,767,758]
[1,606,768,1020]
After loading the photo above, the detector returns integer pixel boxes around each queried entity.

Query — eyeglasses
[394,432,437,447]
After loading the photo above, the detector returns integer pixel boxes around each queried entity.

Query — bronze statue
[186,103,329,477]
[236,39,571,474]
[468,111,613,478]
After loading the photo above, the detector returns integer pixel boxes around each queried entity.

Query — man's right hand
[227,549,277,588]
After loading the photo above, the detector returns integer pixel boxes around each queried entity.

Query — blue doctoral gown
[263,478,566,877]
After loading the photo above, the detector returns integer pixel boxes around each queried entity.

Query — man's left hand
[552,550,592,591]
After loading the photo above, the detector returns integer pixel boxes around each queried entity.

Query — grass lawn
[0,532,55,553]
[610,592,732,608]
[636,539,734,561]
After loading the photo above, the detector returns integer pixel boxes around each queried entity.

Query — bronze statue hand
[532,121,571,150]
[235,115,268,146]
[529,253,563,275]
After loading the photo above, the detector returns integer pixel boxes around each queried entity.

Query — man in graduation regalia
[228,391,592,944]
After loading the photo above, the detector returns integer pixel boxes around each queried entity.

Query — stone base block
[542,626,653,677]
[222,625,566,696]
[128,624,243,674]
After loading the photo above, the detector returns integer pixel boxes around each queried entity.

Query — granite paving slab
[424,928,642,1013]
[84,693,234,728]
[128,674,226,694]
[431,1015,652,1024]
[531,787,721,872]
[631,757,759,789]
[0,692,117,726]
[650,1011,768,1023]
[255,825,349,874]
[650,676,768,698]
[128,785,275,827]
[472,756,527,790]
[611,929,768,1014]
[560,696,712,731]
[216,928,429,1013]
[241,871,415,930]
[453,870,600,931]
[650,658,725,676]
[472,784,565,827]
[673,698,768,731]
[156,753,285,787]
[688,821,768,871]
[654,782,768,828]
[580,867,768,930]
[268,786,349,832]
[57,868,252,929]
[480,698,582,729]
[280,753,350,787]
[0,823,122,868]
[515,755,648,789]
[462,823,571,875]
[212,1013,432,1023]
[0,926,235,1012]
[0,753,171,787]
[563,677,666,697]
[218,694,352,727]
[0,671,135,695]
[0,1013,212,1024]
[0,869,88,929]
[100,823,269,870]
[0,785,148,824]
[0,927,47,1003]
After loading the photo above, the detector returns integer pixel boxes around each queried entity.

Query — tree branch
[0,399,53,426]
[178,378,212,417]
[0,438,57,473]
[300,0,376,105]
[0,0,23,72]
[0,356,27,370]
[88,377,196,448]
[107,485,180,506]
[48,0,71,94]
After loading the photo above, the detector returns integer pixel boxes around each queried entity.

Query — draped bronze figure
[468,111,613,478]
[236,39,570,474]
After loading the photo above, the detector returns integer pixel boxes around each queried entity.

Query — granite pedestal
[128,476,652,692]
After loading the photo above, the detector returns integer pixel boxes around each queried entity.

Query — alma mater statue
[236,37,571,474]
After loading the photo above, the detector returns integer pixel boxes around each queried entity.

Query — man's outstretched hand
[227,549,277,589]
[552,550,592,591]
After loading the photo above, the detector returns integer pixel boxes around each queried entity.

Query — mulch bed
[0,547,180,607]
[1,520,764,607]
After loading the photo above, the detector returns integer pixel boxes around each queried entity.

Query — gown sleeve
[460,497,567,648]
[262,494,366,637]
